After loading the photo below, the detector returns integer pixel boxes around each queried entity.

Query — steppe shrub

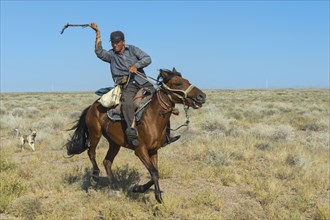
[26,106,40,118]
[202,120,227,133]
[0,153,25,212]
[159,160,175,179]
[303,132,330,150]
[11,107,25,117]
[0,157,16,171]
[0,114,25,130]
[113,164,141,190]
[273,125,293,141]
[286,153,301,166]
[69,110,83,121]
[242,102,278,122]
[227,111,243,120]
[276,102,293,113]
[0,105,7,115]
[0,173,27,212]
[201,111,237,137]
[285,150,311,170]
[36,112,66,132]
[290,115,326,132]
[250,124,293,142]
[9,195,42,220]
[317,203,330,220]
[255,143,272,151]
[204,148,234,166]
[190,189,217,206]
[62,165,84,184]
[301,123,324,132]
[261,108,276,116]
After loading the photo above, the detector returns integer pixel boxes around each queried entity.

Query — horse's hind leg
[103,140,121,190]
[88,134,101,186]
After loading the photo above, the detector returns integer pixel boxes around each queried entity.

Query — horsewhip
[60,23,91,34]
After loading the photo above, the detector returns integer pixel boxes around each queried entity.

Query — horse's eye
[174,83,182,87]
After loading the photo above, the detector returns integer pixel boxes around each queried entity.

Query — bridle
[160,82,195,101]
[158,82,196,131]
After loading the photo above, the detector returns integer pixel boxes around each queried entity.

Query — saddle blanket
[96,87,154,124]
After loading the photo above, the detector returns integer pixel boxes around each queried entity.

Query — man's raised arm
[90,22,101,49]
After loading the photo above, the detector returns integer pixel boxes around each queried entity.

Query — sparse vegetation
[0,89,329,219]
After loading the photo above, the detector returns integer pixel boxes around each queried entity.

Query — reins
[170,104,190,131]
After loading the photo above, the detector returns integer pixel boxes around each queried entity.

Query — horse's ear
[172,67,177,73]
[157,69,165,82]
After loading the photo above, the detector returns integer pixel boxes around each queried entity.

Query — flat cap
[110,31,125,42]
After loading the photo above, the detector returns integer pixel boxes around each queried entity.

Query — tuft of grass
[9,195,42,220]
[255,142,272,151]
[0,158,16,172]
[317,203,330,220]
[204,148,234,166]
[0,173,27,212]
[190,189,218,206]
[301,123,324,132]
[249,124,293,142]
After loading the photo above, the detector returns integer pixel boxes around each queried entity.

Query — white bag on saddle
[98,85,122,108]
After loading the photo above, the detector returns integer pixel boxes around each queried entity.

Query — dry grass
[0,89,329,219]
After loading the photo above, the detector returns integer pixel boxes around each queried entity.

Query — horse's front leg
[131,179,154,193]
[134,147,162,203]
[132,152,158,192]
[103,140,121,190]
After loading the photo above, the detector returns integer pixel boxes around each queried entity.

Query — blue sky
[1,1,329,92]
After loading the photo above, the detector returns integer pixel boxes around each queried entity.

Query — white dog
[20,129,37,151]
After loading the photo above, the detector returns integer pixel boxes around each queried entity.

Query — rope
[170,104,190,131]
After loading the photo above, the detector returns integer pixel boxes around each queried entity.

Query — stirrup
[162,135,181,147]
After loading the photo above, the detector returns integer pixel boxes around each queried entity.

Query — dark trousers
[121,81,140,129]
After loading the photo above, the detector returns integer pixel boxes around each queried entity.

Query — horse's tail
[66,106,90,156]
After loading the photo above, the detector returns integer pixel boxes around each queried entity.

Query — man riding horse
[90,23,180,147]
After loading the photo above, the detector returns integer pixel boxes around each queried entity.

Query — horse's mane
[157,69,182,84]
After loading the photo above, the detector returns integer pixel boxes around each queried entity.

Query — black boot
[125,128,139,147]
[162,134,181,147]
[162,120,181,147]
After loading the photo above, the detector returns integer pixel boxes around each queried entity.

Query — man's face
[111,40,125,53]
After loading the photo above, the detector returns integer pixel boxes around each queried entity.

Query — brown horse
[66,68,206,203]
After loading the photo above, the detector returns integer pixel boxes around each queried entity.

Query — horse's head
[158,68,206,109]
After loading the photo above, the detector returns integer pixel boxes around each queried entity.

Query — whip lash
[60,23,91,34]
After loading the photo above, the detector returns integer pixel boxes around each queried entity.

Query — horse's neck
[147,90,174,124]
[156,90,175,113]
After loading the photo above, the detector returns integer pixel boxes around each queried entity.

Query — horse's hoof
[90,177,98,187]
[129,184,137,192]
[109,189,121,197]
[110,182,119,191]
[155,192,163,203]
[129,184,143,193]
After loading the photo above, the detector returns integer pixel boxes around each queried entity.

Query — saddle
[96,87,155,124]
